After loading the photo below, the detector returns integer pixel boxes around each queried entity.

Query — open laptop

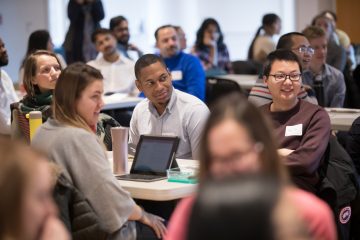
[116,135,179,182]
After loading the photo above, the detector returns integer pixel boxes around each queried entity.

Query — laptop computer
[116,135,179,182]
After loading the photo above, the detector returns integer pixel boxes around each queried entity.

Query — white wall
[0,0,48,82]
[0,0,336,83]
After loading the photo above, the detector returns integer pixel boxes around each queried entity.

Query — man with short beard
[0,37,19,135]
[109,16,143,60]
[155,25,205,101]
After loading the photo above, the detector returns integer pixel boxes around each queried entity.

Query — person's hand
[40,216,70,240]
[203,34,216,48]
[278,148,294,157]
[139,210,167,239]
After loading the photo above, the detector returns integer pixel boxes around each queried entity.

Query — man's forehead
[290,35,309,48]
[158,27,176,38]
[140,62,167,79]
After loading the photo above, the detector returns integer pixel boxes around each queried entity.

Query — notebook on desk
[116,135,179,182]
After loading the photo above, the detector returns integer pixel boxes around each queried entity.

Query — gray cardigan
[32,118,136,239]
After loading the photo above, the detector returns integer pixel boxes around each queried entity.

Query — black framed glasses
[268,73,302,82]
[293,46,315,55]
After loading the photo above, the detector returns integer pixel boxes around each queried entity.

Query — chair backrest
[10,102,30,143]
[206,77,243,106]
[232,60,262,75]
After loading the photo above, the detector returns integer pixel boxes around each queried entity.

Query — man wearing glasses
[302,26,346,107]
[249,32,318,106]
[260,49,330,194]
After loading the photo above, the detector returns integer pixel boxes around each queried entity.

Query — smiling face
[290,35,312,70]
[32,54,61,93]
[75,80,104,128]
[94,33,117,57]
[135,61,173,114]
[265,60,302,109]
[208,119,261,179]
[156,27,180,58]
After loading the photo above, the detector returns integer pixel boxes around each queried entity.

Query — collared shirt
[129,89,209,159]
[302,64,346,108]
[0,69,19,135]
[87,53,137,95]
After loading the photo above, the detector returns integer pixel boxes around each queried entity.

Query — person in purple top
[260,49,330,193]
[155,25,205,101]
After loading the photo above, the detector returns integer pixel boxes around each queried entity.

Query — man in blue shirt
[155,25,205,101]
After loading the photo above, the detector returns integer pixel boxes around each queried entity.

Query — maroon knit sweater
[261,100,331,193]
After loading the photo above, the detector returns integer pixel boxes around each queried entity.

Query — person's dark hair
[154,24,174,41]
[194,18,225,51]
[109,15,128,31]
[188,175,280,240]
[53,62,103,132]
[263,49,303,77]
[199,93,288,183]
[22,30,51,67]
[302,26,326,41]
[134,54,167,79]
[248,13,280,60]
[91,28,114,43]
[276,32,305,50]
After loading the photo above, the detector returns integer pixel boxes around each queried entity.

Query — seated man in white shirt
[129,54,209,159]
[88,28,138,96]
[0,36,19,136]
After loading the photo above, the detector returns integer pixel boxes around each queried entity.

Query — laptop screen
[132,136,178,174]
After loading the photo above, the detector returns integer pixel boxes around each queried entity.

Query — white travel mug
[111,127,128,175]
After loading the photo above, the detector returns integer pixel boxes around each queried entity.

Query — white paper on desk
[285,124,303,136]
[103,93,128,104]
[325,108,360,113]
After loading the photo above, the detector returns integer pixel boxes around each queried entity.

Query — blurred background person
[312,14,346,72]
[174,25,187,51]
[165,93,336,240]
[187,176,311,240]
[0,138,70,240]
[109,15,143,61]
[192,18,233,75]
[19,30,66,92]
[248,13,281,65]
[63,0,104,63]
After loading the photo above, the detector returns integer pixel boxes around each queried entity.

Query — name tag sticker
[285,124,303,137]
[171,70,183,81]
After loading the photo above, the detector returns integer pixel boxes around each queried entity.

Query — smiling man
[129,54,209,159]
[87,28,137,95]
[260,49,330,194]
[155,25,205,101]
[0,36,19,135]
[248,32,318,106]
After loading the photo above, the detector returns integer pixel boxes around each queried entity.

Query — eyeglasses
[293,46,315,55]
[268,73,302,82]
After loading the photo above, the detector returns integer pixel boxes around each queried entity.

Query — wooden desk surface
[108,154,198,201]
[326,108,360,131]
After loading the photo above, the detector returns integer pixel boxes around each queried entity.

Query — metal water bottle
[111,127,128,175]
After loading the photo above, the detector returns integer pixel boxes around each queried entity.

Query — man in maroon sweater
[261,49,331,193]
